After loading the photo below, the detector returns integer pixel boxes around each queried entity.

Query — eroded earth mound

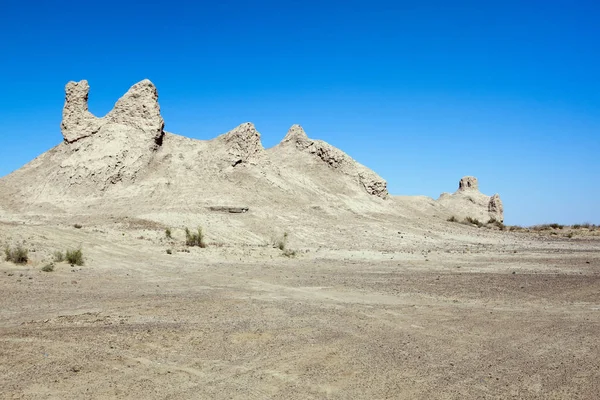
[437,176,504,223]
[0,79,502,242]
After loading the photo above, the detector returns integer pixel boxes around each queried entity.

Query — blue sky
[1,0,598,225]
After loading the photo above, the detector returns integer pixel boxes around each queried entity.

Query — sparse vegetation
[185,227,206,248]
[503,223,599,235]
[448,215,503,229]
[53,251,65,262]
[73,224,83,229]
[571,223,598,230]
[165,228,172,239]
[282,249,297,258]
[489,219,505,230]
[4,245,28,264]
[65,248,84,266]
[532,223,564,231]
[276,232,289,251]
[464,217,483,228]
[166,249,172,254]
[41,262,55,272]
[273,232,297,256]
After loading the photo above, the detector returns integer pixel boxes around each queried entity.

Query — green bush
[447,216,458,222]
[185,227,206,248]
[4,245,28,264]
[66,248,84,266]
[165,228,172,239]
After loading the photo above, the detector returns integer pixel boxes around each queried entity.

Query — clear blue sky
[1,0,598,225]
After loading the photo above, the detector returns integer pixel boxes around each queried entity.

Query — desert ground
[1,215,599,400]
[1,80,598,399]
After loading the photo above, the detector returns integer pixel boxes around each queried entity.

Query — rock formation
[61,79,164,148]
[54,79,167,191]
[488,194,504,218]
[437,176,504,222]
[278,125,388,198]
[458,176,478,191]
[61,80,103,143]
[214,122,265,167]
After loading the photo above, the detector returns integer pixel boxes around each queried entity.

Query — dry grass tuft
[66,248,84,266]
[4,245,28,264]
[185,227,206,248]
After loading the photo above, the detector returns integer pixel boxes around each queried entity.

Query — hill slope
[0,79,503,246]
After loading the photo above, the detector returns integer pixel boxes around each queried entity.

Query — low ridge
[275,125,388,198]
[437,176,504,222]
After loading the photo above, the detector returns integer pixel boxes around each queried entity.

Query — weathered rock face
[61,80,103,143]
[488,194,504,218]
[279,125,388,198]
[281,124,311,149]
[458,176,478,191]
[60,79,164,147]
[57,79,166,190]
[105,79,165,147]
[215,122,265,166]
[437,176,504,222]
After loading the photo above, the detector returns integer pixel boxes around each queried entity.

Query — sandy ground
[3,78,597,399]
[1,220,599,400]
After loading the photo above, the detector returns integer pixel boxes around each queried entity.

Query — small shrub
[166,249,172,254]
[566,232,574,238]
[41,263,55,272]
[73,224,83,229]
[282,249,296,258]
[65,248,84,266]
[53,251,65,262]
[447,216,458,222]
[464,217,483,228]
[532,223,564,231]
[488,217,497,224]
[572,223,596,230]
[165,228,172,239]
[4,245,28,264]
[276,232,289,251]
[491,220,505,230]
[185,227,206,248]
